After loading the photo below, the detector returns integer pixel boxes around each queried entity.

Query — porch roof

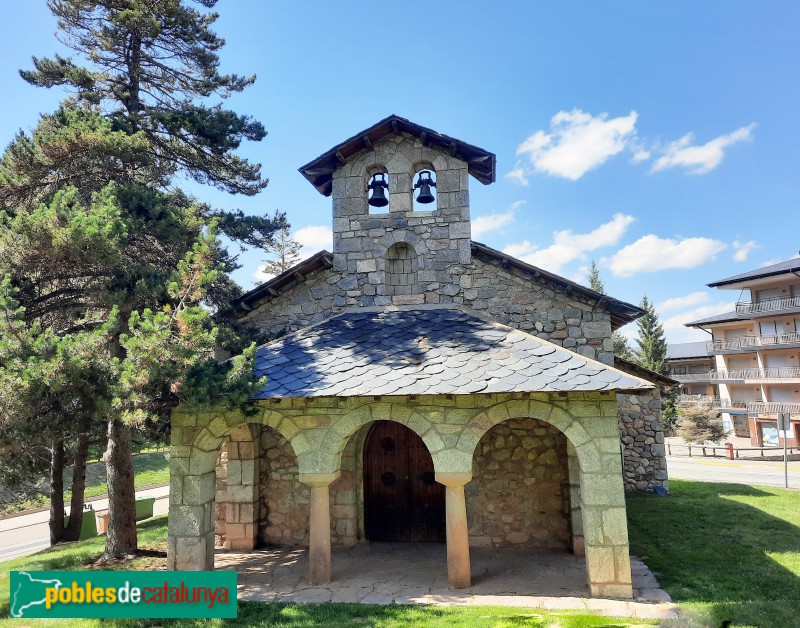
[252,308,653,399]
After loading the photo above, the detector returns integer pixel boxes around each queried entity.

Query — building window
[386,242,418,296]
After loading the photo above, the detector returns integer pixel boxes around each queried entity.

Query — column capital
[299,471,341,488]
[435,472,472,487]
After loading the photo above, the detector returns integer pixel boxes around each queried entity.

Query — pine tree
[612,332,633,360]
[634,296,668,375]
[587,260,605,293]
[258,225,302,282]
[12,0,283,559]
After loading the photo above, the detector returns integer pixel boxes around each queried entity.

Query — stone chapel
[166,115,670,599]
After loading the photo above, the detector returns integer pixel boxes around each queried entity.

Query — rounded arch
[458,399,599,475]
[385,241,418,296]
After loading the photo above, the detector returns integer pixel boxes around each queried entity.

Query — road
[0,485,169,562]
[667,456,800,489]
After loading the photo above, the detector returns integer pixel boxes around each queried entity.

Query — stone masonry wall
[244,256,613,365]
[617,392,669,492]
[466,419,571,550]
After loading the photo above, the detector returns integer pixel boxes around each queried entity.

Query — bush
[676,405,729,444]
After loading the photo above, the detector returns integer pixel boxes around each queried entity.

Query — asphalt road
[0,485,169,562]
[667,455,800,489]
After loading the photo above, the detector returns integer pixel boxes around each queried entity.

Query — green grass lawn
[0,517,652,627]
[0,452,170,516]
[626,479,800,628]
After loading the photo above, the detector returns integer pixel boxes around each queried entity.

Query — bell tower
[299,115,495,306]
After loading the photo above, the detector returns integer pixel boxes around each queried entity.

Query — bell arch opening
[412,165,437,212]
[385,242,419,296]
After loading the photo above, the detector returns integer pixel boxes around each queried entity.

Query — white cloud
[651,124,756,174]
[662,301,737,343]
[732,239,758,262]
[472,202,523,239]
[656,291,710,312]
[504,167,529,186]
[294,225,333,254]
[607,235,727,277]
[252,224,333,283]
[512,109,638,181]
[502,213,635,275]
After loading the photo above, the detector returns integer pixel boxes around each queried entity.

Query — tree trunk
[103,418,138,559]
[49,440,65,545]
[63,432,90,542]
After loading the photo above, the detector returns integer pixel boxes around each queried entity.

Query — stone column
[223,426,260,550]
[300,472,340,585]
[436,472,472,589]
[167,449,218,571]
[566,442,584,556]
[578,434,634,599]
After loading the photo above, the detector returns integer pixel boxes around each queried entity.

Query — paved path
[668,456,800,489]
[0,485,169,562]
[217,544,677,620]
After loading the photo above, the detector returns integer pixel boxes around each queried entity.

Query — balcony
[735,295,800,316]
[708,331,800,353]
[746,401,800,415]
[668,372,713,383]
[708,367,800,381]
[675,395,749,412]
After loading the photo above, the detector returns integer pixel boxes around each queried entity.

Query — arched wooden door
[363,421,445,542]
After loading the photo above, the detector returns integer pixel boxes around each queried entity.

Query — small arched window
[412,169,436,212]
[386,242,418,296]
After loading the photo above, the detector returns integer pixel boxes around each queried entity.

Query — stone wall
[466,418,570,550]
[244,256,613,365]
[617,392,669,492]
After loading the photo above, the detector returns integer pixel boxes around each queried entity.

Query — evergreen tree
[634,296,668,374]
[612,331,633,360]
[258,225,302,282]
[587,260,605,293]
[11,0,283,559]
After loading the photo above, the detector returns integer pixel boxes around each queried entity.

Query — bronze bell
[368,173,389,207]
[414,170,436,204]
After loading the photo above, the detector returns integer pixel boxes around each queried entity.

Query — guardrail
[747,401,800,414]
[669,372,713,382]
[709,367,800,381]
[667,442,800,459]
[736,295,800,315]
[708,331,800,352]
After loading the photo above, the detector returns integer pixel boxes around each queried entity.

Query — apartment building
[672,256,800,447]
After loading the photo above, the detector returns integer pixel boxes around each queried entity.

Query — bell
[414,170,436,204]
[368,173,389,207]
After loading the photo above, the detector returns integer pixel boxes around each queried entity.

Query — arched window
[367,168,390,214]
[385,242,418,296]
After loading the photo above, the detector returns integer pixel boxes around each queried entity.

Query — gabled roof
[666,341,711,360]
[298,114,497,196]
[233,243,645,330]
[252,308,653,399]
[708,256,800,288]
[471,241,644,330]
[614,357,679,388]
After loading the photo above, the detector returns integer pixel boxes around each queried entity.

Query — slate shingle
[252,309,653,399]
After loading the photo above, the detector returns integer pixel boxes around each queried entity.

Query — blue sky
[1,1,798,343]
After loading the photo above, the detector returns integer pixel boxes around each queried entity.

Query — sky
[0,1,798,344]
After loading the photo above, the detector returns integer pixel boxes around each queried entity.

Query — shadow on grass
[627,479,800,627]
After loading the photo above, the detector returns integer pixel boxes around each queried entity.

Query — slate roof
[252,308,653,399]
[708,256,800,287]
[666,341,711,360]
[298,114,496,196]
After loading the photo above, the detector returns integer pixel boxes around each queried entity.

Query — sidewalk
[0,485,169,562]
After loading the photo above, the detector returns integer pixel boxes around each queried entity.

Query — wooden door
[363,421,445,542]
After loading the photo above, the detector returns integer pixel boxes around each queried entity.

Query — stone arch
[466,417,571,550]
[385,242,419,296]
